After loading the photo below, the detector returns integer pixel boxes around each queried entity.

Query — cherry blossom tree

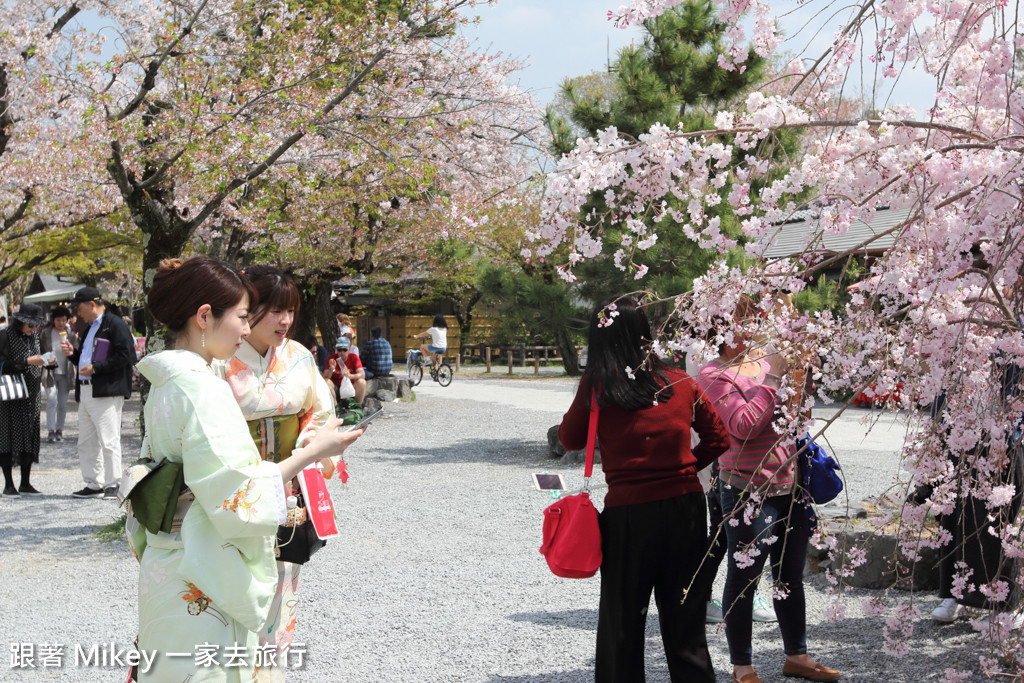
[0,4,136,293]
[537,0,1024,675]
[3,0,541,342]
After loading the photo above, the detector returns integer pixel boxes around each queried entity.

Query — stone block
[370,376,398,393]
[560,447,600,465]
[548,424,600,464]
[396,379,414,400]
[806,522,939,591]
[547,425,565,457]
[376,389,397,403]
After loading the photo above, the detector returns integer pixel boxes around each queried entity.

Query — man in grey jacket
[39,305,77,443]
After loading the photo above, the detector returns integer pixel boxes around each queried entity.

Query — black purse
[275,491,325,564]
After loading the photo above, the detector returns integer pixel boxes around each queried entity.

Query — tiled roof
[764,207,913,259]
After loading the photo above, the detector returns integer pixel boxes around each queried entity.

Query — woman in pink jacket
[696,297,839,683]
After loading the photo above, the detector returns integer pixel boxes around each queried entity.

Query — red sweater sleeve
[691,388,731,471]
[558,375,593,451]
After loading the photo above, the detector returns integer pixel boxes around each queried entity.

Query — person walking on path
[61,286,137,499]
[40,305,77,443]
[0,303,47,496]
[559,296,731,683]
[129,256,362,682]
[221,265,339,681]
[696,295,840,683]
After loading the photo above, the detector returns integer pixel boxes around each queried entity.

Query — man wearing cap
[60,287,137,499]
[322,335,366,404]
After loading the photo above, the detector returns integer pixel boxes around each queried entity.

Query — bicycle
[406,349,453,387]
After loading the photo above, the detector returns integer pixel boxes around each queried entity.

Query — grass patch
[95,512,128,542]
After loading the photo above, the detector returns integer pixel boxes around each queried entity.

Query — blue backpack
[797,436,843,504]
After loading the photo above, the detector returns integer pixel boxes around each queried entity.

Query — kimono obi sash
[248,414,300,463]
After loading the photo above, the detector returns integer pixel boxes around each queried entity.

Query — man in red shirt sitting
[323,336,366,404]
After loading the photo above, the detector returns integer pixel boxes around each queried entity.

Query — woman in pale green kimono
[221,265,336,682]
[128,257,362,682]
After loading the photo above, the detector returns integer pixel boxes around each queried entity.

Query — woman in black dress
[0,303,48,496]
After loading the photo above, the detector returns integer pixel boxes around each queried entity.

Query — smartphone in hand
[345,407,384,432]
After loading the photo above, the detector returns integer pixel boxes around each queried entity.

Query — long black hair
[584,296,674,410]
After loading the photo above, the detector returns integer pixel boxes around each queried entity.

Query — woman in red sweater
[559,296,730,683]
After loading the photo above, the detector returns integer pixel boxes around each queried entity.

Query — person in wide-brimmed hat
[11,303,47,328]
[0,303,48,496]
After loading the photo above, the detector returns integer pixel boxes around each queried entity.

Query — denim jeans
[719,485,810,666]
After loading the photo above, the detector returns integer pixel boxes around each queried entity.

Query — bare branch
[111,0,209,122]
[187,48,388,232]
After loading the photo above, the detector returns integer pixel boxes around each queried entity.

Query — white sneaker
[752,594,777,622]
[932,598,963,622]
[706,599,724,623]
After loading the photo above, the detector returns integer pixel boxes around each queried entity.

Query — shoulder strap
[584,392,599,483]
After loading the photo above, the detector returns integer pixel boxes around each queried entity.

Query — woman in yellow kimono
[219,266,337,682]
[129,256,361,682]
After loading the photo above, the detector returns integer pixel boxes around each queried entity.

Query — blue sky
[459,0,938,114]
[458,1,645,106]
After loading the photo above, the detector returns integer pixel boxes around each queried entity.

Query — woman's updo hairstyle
[148,256,256,333]
[242,265,300,334]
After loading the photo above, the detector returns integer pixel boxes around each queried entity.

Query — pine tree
[548,0,799,302]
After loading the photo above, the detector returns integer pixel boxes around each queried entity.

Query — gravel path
[0,375,989,681]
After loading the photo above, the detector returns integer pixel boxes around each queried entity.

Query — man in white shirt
[62,287,137,499]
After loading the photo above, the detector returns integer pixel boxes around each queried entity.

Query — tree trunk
[314,281,336,349]
[453,291,481,358]
[293,278,335,349]
[556,327,581,376]
[293,281,317,347]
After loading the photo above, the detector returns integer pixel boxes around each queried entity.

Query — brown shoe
[783,659,841,681]
[733,672,763,683]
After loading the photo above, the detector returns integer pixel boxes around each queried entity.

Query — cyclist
[413,315,447,370]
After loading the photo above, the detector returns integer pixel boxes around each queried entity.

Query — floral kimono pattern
[217,339,335,682]
[129,351,286,682]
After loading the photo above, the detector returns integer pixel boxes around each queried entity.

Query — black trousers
[595,492,715,683]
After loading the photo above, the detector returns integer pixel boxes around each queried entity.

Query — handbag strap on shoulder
[583,392,599,487]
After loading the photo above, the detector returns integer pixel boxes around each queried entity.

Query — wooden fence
[460,343,583,374]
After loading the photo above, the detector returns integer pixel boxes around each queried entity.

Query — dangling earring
[201,332,206,349]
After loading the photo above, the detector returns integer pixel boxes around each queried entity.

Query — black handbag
[275,491,325,564]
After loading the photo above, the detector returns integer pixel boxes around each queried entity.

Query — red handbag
[540,395,602,579]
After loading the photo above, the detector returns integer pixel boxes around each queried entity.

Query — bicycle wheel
[408,361,423,386]
[436,363,453,387]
